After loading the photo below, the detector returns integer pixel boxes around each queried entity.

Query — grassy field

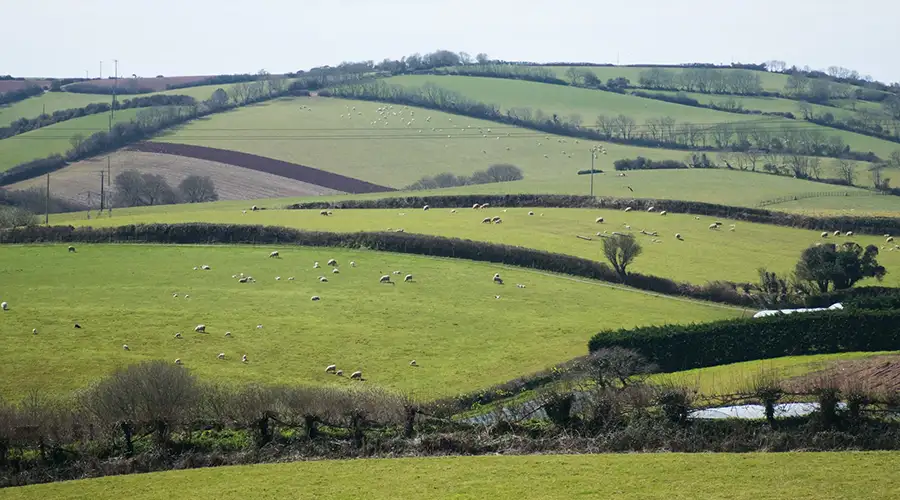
[0,84,240,128]
[386,75,900,160]
[5,452,898,500]
[653,352,898,395]
[0,244,737,400]
[51,205,900,287]
[0,109,142,172]
[644,90,860,120]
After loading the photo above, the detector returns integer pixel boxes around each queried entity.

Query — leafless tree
[178,175,219,203]
[836,159,856,185]
[797,101,814,120]
[596,115,616,138]
[614,114,637,139]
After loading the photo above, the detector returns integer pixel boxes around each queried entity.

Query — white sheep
[269,251,280,258]
[1,302,7,311]
[660,211,667,216]
[493,273,504,285]
[319,277,328,282]
[68,246,76,253]
[846,231,854,236]
[709,224,718,230]
[217,353,225,360]
[410,360,418,366]
[336,369,344,376]
[833,230,841,236]
[311,296,321,301]
[195,324,206,333]
[32,329,37,335]
[174,332,183,339]
[327,259,337,266]
[675,233,684,241]
[494,218,503,224]
[350,371,363,380]
[695,216,701,220]
[275,276,281,281]
[251,205,259,211]
[123,344,130,351]
[647,206,655,212]
[887,237,895,243]
[314,262,320,269]
[193,267,198,271]
[332,268,340,274]
[392,271,401,275]
[423,205,430,211]
[472,203,480,209]
[173,293,178,298]
[624,207,632,212]
[225,331,232,337]
[242,354,248,363]
[516,284,526,288]
[325,364,337,373]
[350,261,357,267]
[184,295,190,299]
[201,265,210,270]
[257,324,263,329]
[175,359,183,365]
[404,274,413,282]
[288,277,295,281]
[529,211,534,216]
[596,217,604,224]
[482,217,492,224]
[821,232,829,238]
[380,275,393,284]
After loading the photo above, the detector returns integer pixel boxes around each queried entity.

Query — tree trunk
[121,421,134,456]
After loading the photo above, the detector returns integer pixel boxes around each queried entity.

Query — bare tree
[178,175,219,203]
[113,170,146,207]
[602,233,643,280]
[141,174,178,206]
[458,51,473,65]
[784,73,809,96]
[711,123,733,148]
[871,164,890,190]
[744,148,763,171]
[891,150,900,168]
[766,60,787,72]
[614,114,637,139]
[786,154,810,178]
[596,115,616,138]
[796,101,814,120]
[475,53,490,65]
[808,156,822,179]
[836,159,856,185]
[69,133,85,151]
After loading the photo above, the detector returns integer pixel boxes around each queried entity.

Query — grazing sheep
[184,295,190,299]
[516,284,526,288]
[380,275,393,284]
[327,259,337,266]
[832,230,840,236]
[320,210,329,216]
[694,216,701,220]
[269,251,280,258]
[242,355,248,363]
[660,211,667,216]
[482,217,492,224]
[217,353,225,360]
[472,203,480,209]
[495,295,501,299]
[193,267,198,270]
[493,273,504,285]
[332,268,340,274]
[68,246,76,253]
[326,364,337,373]
[288,277,295,281]
[450,209,457,214]
[238,277,249,283]
[404,274,413,282]
[675,233,684,241]
[709,224,718,230]
[275,276,281,281]
[314,262,320,269]
[319,276,328,282]
[257,324,263,329]
[174,333,183,339]
[32,328,37,335]
[647,206,655,212]
[595,217,604,223]
[821,232,830,238]
[529,211,534,216]
[175,359,183,365]
[423,205,430,211]
[491,216,501,223]
[625,225,632,230]
[225,331,232,337]
[624,207,632,212]
[123,344,130,351]
[173,293,178,298]
[350,371,363,380]
[1,302,8,311]
[242,210,247,214]
[392,271,401,275]
[350,261,357,267]
[201,265,210,270]
[74,323,81,329]
[481,204,490,209]
[846,231,854,236]
[410,360,418,366]
[251,205,259,211]
[311,296,321,301]
[336,370,344,376]
[494,219,503,224]
[195,324,206,333]
[888,237,895,243]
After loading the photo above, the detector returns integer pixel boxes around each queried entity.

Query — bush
[405,164,523,190]
[0,206,37,229]
[0,85,43,106]
[588,309,900,372]
[614,157,687,171]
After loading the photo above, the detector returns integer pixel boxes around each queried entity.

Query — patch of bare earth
[61,76,211,93]
[8,151,342,204]
[0,80,51,92]
[785,355,900,393]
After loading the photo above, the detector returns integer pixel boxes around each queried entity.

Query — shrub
[588,309,900,372]
[614,157,687,171]
[0,206,37,229]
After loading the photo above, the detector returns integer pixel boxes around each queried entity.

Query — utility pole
[100,60,103,80]
[100,171,105,212]
[589,145,607,198]
[111,59,118,120]
[45,174,50,225]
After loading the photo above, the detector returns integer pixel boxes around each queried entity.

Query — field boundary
[129,142,396,194]
[0,223,755,306]
[756,190,886,208]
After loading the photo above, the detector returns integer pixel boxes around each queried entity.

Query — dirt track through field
[131,142,396,194]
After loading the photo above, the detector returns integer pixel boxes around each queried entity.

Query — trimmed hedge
[285,193,900,236]
[0,223,753,306]
[588,309,900,372]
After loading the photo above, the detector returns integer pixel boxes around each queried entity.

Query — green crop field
[5,453,897,500]
[51,205,900,287]
[643,90,858,120]
[0,244,736,400]
[653,351,898,396]
[385,75,900,160]
[0,109,142,172]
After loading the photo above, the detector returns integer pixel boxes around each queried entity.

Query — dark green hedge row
[286,193,900,236]
[588,309,900,372]
[0,223,753,306]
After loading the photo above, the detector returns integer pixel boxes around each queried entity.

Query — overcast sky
[6,0,899,83]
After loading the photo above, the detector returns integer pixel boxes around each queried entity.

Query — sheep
[625,225,632,230]
[595,217,604,224]
[350,261,357,267]
[311,296,321,301]
[201,265,210,270]
[482,217,492,224]
[410,360,418,366]
[481,204,490,209]
[885,234,892,238]
[660,211,667,216]
[325,364,337,373]
[675,233,684,241]
[494,219,503,224]
[1,302,7,311]
[350,371,363,380]
[320,210,329,216]
[709,224,718,230]
[174,359,183,365]
[225,331,232,337]
[32,328,37,335]
[327,259,337,266]
[450,209,457,214]
[123,344,130,351]
[251,205,259,211]
[173,293,179,298]
[888,237,895,243]
[185,295,190,299]
[404,274,413,282]
[529,211,534,216]
[495,295,501,299]
[380,275,393,284]
[217,353,225,360]
[472,203,480,209]
[275,276,281,281]
[238,277,249,283]
[288,277,295,281]
[269,251,280,258]
[193,267,198,271]
[821,232,829,238]
[242,210,247,214]
[68,246,76,253]
[195,324,206,333]
[846,231,854,236]
[336,370,344,376]
[423,205,430,211]
[491,216,501,223]
[74,323,82,329]
[647,206,655,212]
[314,262,320,269]
[174,332,183,339]
[332,268,340,274]
[493,273,504,285]
[714,221,722,227]
[695,216,701,220]
[624,207,632,212]
[257,324,263,329]
[516,284,526,288]
[319,276,328,282]
[242,354,248,363]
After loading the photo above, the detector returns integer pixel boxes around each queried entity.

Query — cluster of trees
[0,186,85,214]
[767,60,899,96]
[0,205,37,229]
[638,68,765,95]
[0,94,197,140]
[613,157,689,170]
[799,99,900,145]
[405,164,523,190]
[0,84,43,106]
[113,171,219,207]
[297,50,492,78]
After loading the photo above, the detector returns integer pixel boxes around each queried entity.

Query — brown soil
[62,76,210,92]
[0,80,51,92]
[8,152,343,204]
[785,355,900,393]
[130,142,396,194]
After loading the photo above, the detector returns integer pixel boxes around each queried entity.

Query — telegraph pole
[100,171,105,212]
[45,174,50,225]
[100,60,103,80]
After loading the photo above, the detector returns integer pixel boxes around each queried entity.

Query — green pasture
[50,205,900,287]
[0,244,736,400]
[4,453,897,500]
